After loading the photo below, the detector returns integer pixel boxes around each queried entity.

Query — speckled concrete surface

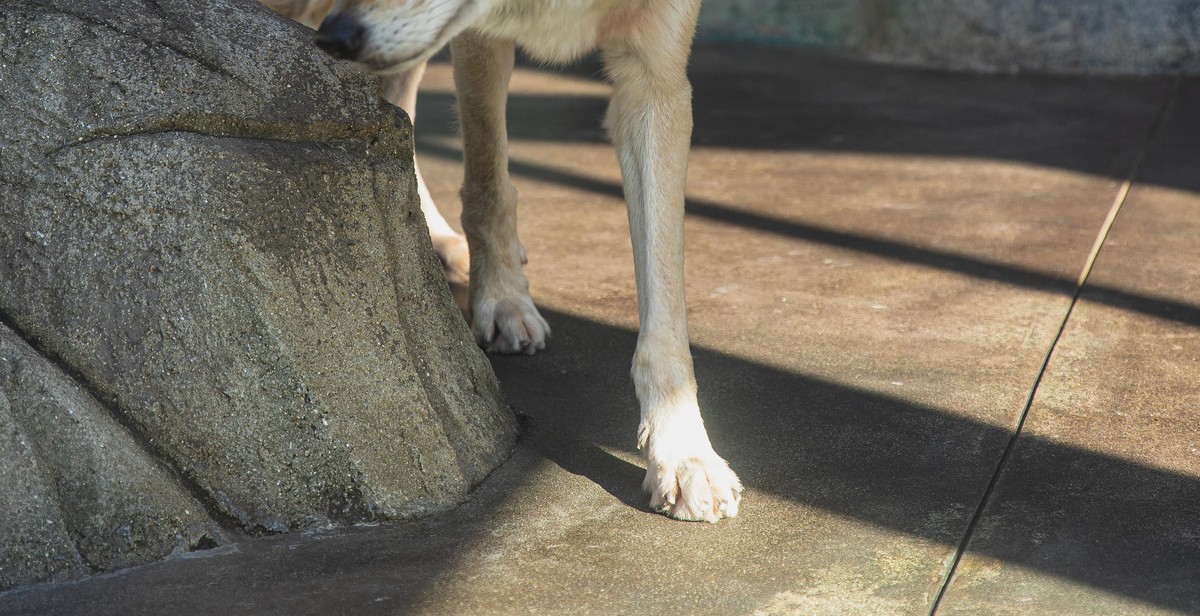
[1,46,1195,615]
[935,80,1200,616]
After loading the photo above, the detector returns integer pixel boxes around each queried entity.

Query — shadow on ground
[415,49,1197,328]
[3,45,1199,615]
[417,48,1178,188]
[5,306,1198,614]
[497,309,1200,614]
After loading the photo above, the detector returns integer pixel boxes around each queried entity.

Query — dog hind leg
[452,31,550,354]
[380,63,471,301]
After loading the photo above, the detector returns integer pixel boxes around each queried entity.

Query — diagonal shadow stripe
[417,140,1200,327]
[4,309,1196,613]
[490,309,1200,614]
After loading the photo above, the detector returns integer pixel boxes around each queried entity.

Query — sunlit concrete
[2,46,1194,616]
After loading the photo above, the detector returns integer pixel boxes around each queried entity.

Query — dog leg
[602,12,741,522]
[452,31,549,354]
[380,63,471,297]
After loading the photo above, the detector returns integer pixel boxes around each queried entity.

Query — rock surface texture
[0,0,516,591]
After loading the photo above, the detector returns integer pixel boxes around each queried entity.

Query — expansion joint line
[927,78,1181,615]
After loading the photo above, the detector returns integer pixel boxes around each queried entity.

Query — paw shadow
[517,413,650,513]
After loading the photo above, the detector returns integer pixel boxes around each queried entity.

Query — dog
[261,0,741,522]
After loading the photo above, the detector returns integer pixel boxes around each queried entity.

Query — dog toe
[644,454,741,522]
[474,294,549,355]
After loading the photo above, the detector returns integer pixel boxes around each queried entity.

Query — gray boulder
[0,0,516,590]
[0,322,224,589]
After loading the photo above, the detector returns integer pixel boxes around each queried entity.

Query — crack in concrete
[926,77,1183,616]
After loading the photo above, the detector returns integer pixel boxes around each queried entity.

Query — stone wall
[697,0,1200,75]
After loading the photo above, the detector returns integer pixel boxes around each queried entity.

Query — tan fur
[264,0,741,521]
[259,0,335,29]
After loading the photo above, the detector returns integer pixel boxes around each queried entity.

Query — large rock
[0,322,224,589]
[0,0,516,589]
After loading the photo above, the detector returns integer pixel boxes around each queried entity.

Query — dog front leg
[603,30,741,522]
[452,32,549,354]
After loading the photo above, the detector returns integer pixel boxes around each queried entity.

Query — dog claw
[473,293,550,355]
[644,453,741,523]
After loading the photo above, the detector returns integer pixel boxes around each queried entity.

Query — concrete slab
[0,47,1180,615]
[935,80,1200,615]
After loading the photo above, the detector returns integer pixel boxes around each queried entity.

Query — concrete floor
[3,45,1198,615]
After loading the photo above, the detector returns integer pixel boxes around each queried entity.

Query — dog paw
[472,291,550,355]
[433,233,471,287]
[432,233,471,314]
[644,451,742,522]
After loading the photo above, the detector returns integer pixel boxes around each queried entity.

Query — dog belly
[477,0,643,63]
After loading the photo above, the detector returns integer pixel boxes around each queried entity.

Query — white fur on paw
[473,293,550,355]
[644,453,742,522]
